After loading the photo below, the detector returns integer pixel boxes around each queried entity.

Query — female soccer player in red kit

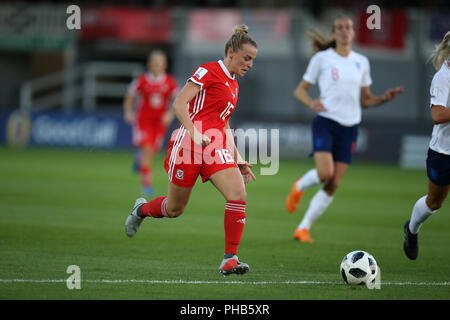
[125,25,258,276]
[123,50,179,196]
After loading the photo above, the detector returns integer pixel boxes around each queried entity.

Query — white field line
[0,279,449,286]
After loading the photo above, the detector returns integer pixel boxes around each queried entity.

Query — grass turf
[0,146,449,300]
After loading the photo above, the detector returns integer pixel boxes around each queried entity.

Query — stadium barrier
[0,109,432,169]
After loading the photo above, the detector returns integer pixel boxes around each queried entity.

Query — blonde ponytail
[431,31,450,71]
[308,29,336,53]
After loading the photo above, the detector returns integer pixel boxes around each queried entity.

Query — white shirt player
[429,59,450,155]
[303,48,372,127]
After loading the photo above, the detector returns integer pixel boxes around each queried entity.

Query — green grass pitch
[0,146,449,300]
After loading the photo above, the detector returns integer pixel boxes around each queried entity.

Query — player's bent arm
[172,81,201,134]
[431,105,450,124]
[360,86,387,108]
[361,85,403,108]
[294,80,314,108]
[173,81,210,146]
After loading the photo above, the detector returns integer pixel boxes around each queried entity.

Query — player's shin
[224,200,246,255]
[409,195,437,234]
[140,165,152,187]
[299,189,333,230]
[140,196,169,218]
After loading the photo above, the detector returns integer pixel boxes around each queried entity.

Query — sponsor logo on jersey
[194,67,208,80]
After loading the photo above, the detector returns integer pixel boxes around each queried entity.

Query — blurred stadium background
[0,0,448,168]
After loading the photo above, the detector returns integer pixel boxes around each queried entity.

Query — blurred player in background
[125,25,257,276]
[404,31,450,260]
[285,16,403,242]
[123,50,179,196]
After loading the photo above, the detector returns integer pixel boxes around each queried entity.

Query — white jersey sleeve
[430,65,450,107]
[360,57,372,87]
[302,52,322,85]
[429,60,450,155]
[127,79,139,95]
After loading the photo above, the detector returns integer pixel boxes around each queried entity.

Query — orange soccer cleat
[293,228,314,243]
[285,179,304,213]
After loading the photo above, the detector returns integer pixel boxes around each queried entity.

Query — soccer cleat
[403,220,418,260]
[125,197,147,237]
[285,178,304,213]
[219,255,250,276]
[293,228,314,243]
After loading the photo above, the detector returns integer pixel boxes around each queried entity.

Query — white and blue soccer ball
[340,250,378,286]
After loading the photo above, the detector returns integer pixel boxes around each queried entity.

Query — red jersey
[128,73,178,122]
[171,60,239,151]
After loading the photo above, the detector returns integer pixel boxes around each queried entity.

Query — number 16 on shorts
[216,149,234,164]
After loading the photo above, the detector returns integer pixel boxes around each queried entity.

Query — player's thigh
[166,181,194,217]
[426,180,449,210]
[208,167,247,202]
[314,151,334,181]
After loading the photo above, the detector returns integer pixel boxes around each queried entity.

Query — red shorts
[164,140,238,188]
[133,119,167,152]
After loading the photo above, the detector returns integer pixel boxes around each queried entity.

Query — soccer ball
[340,250,378,286]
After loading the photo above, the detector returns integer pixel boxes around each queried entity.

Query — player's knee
[227,189,247,202]
[318,170,334,183]
[166,205,185,218]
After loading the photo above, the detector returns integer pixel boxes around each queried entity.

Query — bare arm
[361,86,404,108]
[293,80,326,112]
[173,81,210,146]
[123,94,136,124]
[431,105,450,124]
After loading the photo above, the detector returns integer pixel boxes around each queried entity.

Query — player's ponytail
[309,15,354,53]
[224,24,258,56]
[431,30,450,71]
[308,29,336,53]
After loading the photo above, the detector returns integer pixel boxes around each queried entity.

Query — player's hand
[309,97,326,112]
[238,161,256,184]
[383,86,404,102]
[191,128,211,147]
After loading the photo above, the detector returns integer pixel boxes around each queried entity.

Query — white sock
[296,169,321,192]
[298,189,333,230]
[409,195,437,234]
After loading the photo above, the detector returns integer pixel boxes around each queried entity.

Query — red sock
[140,196,168,218]
[140,165,152,187]
[224,200,246,255]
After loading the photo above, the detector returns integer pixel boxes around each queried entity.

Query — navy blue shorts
[311,116,358,164]
[426,148,450,186]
